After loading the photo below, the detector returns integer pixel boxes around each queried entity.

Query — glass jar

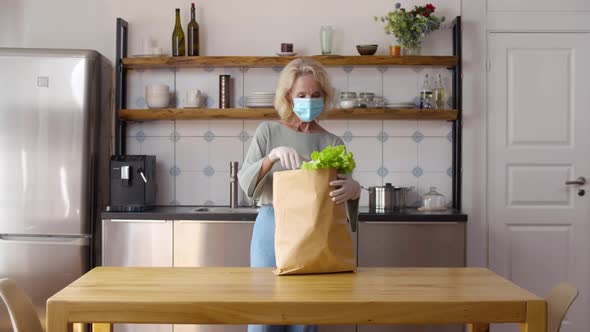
[339,92,357,109]
[421,187,447,210]
[357,92,375,108]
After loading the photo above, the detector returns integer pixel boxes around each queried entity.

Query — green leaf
[300,145,356,174]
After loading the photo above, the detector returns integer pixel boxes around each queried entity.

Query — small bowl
[146,84,170,93]
[146,94,170,108]
[356,45,378,56]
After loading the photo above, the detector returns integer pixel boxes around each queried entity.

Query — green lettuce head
[300,145,356,174]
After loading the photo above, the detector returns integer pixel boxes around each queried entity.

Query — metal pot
[363,183,416,211]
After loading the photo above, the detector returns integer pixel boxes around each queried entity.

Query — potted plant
[375,3,445,55]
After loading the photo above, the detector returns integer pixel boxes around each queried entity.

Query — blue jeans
[249,205,318,332]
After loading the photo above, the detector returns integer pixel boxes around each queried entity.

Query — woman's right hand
[268,146,305,170]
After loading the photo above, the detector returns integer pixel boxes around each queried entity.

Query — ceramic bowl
[146,93,170,108]
[145,84,170,94]
[356,45,378,56]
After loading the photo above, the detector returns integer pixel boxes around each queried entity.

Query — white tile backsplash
[175,171,209,205]
[418,137,452,172]
[208,120,243,137]
[383,137,418,172]
[346,138,382,172]
[175,137,209,172]
[319,120,348,137]
[326,67,348,108]
[123,67,455,207]
[383,120,418,137]
[348,120,382,137]
[210,172,231,206]
[155,169,175,205]
[348,67,383,97]
[244,120,266,136]
[382,68,418,104]
[244,68,279,97]
[175,120,210,136]
[208,137,245,171]
[418,120,452,137]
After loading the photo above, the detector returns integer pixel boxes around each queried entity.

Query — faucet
[229,161,239,208]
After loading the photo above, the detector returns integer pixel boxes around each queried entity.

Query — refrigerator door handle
[0,234,91,246]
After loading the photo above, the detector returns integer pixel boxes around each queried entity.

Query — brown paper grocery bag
[272,168,356,275]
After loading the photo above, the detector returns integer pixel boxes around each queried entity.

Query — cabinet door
[173,220,254,332]
[357,221,465,332]
[102,219,173,332]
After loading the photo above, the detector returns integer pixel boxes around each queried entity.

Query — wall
[1,0,461,208]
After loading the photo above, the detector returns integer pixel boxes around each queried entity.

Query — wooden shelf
[122,55,458,69]
[119,108,458,121]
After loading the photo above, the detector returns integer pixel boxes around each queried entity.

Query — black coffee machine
[107,155,156,212]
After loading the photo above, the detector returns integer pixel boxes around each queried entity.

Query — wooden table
[46,267,546,332]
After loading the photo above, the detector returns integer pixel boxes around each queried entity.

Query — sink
[192,207,259,214]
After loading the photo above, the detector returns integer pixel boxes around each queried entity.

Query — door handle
[565,176,586,186]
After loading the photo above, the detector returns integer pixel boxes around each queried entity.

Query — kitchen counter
[101,206,467,222]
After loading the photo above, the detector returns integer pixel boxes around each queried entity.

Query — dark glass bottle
[187,3,200,56]
[172,8,185,56]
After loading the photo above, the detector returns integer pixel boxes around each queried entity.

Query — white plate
[250,92,276,95]
[276,52,297,57]
[131,54,167,58]
[246,104,274,108]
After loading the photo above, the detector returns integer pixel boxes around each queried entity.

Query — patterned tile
[348,68,382,100]
[383,120,418,137]
[412,131,424,143]
[204,130,215,142]
[239,131,251,142]
[203,165,216,177]
[418,120,452,137]
[382,68,418,105]
[342,66,354,73]
[412,166,424,178]
[377,130,389,143]
[155,170,175,205]
[342,131,353,142]
[135,131,146,143]
[447,166,454,178]
[348,120,382,137]
[169,166,181,176]
[169,131,180,142]
[377,166,389,178]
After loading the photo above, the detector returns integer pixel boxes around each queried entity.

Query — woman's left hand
[329,174,361,204]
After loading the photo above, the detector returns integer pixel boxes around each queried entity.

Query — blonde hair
[274,58,334,120]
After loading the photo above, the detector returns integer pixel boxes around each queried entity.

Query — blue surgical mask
[292,98,324,122]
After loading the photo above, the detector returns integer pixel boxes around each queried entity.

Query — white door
[488,33,590,332]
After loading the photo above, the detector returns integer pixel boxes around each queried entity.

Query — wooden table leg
[520,300,547,332]
[46,302,71,332]
[92,323,113,332]
[468,323,490,332]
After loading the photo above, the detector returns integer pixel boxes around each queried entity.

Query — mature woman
[238,58,361,332]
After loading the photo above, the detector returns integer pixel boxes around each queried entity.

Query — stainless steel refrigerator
[0,48,112,330]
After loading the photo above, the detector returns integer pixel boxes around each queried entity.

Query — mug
[280,43,293,53]
[184,90,203,108]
